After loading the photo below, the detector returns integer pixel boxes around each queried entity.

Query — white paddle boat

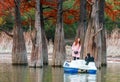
[63,59,97,74]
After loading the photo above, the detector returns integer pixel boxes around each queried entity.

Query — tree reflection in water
[0,63,120,82]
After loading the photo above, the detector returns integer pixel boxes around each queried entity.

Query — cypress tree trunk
[94,0,102,68]
[41,4,48,65]
[99,0,107,66]
[83,0,102,68]
[12,0,28,65]
[52,0,65,66]
[76,0,87,59]
[29,0,43,67]
[83,0,97,58]
[41,27,48,65]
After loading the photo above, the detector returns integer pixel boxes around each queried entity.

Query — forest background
[0,0,120,65]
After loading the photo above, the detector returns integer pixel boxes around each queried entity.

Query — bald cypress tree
[12,0,28,65]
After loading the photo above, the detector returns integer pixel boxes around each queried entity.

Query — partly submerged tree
[52,0,65,66]
[0,0,48,66]
[12,0,28,65]
[83,0,103,68]
[99,0,107,66]
[29,0,44,67]
[74,0,119,67]
[0,0,119,67]
[19,0,49,66]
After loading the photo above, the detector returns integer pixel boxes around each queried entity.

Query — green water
[0,63,120,82]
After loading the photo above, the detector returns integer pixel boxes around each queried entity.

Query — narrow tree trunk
[41,4,48,65]
[12,0,28,65]
[99,0,107,66]
[41,27,48,65]
[76,0,87,59]
[29,0,43,67]
[101,26,107,66]
[94,0,102,68]
[29,29,37,67]
[52,0,65,66]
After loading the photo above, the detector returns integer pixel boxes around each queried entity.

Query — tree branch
[93,24,103,37]
[0,28,13,38]
[43,6,57,10]
[62,8,71,13]
[87,0,94,5]
[43,16,54,20]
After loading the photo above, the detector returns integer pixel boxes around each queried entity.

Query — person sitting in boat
[72,38,81,60]
[85,53,94,65]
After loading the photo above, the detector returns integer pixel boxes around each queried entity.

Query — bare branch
[0,28,13,38]
[87,0,94,5]
[93,24,103,37]
[43,16,55,20]
[43,6,57,10]
[62,8,71,13]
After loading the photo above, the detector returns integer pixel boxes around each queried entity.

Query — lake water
[0,63,120,82]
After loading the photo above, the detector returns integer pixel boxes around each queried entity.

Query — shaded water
[0,63,120,82]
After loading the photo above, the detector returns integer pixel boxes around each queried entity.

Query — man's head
[87,53,90,57]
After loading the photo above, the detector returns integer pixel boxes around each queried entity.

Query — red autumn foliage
[105,2,120,21]
[0,0,119,25]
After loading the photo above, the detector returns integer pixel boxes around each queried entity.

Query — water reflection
[29,68,43,82]
[12,66,29,82]
[97,67,106,82]
[52,67,64,82]
[64,73,96,82]
[0,63,120,82]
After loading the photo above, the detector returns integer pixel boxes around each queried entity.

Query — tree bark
[12,0,28,65]
[99,0,107,66]
[29,0,43,67]
[41,3,48,65]
[76,0,87,59]
[41,25,48,65]
[83,0,102,68]
[52,0,65,67]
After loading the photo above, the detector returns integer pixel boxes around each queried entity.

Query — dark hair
[74,38,81,46]
[87,53,90,57]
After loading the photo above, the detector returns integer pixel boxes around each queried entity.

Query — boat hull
[64,67,79,73]
[63,60,97,74]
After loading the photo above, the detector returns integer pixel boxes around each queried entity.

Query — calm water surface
[0,63,120,82]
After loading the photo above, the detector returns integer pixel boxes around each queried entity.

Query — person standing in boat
[72,38,81,60]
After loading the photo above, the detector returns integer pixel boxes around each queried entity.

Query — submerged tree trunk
[12,0,28,65]
[52,0,65,67]
[84,0,97,58]
[41,25,48,65]
[83,0,103,68]
[99,0,107,66]
[40,2,48,65]
[29,0,43,67]
[76,0,87,59]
